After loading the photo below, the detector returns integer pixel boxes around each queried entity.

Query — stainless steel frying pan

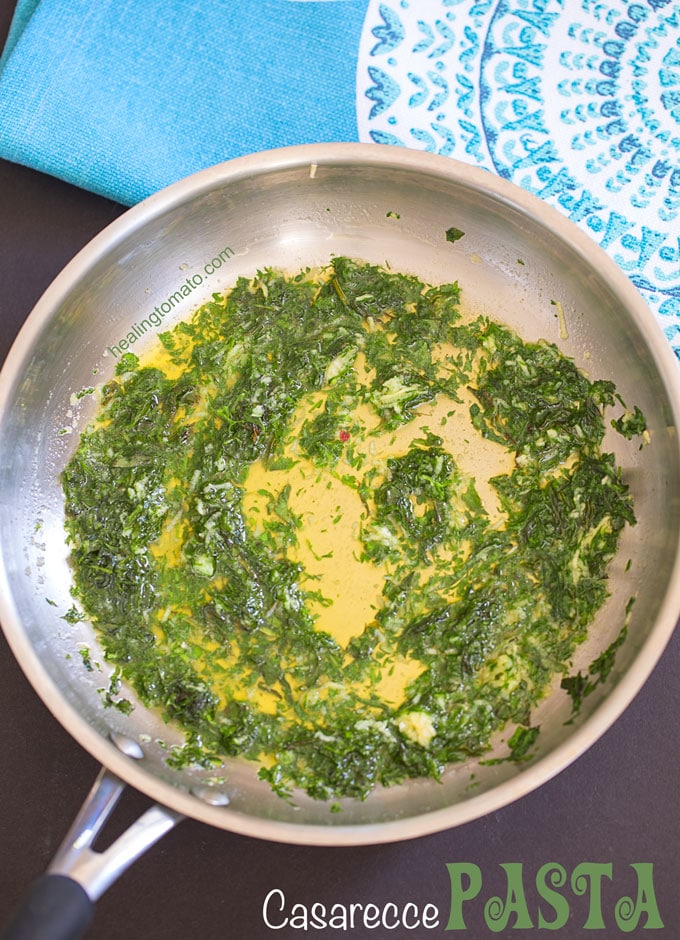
[1,144,679,938]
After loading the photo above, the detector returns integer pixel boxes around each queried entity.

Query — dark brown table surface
[1,4,679,939]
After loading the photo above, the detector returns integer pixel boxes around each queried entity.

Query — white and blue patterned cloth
[1,0,680,356]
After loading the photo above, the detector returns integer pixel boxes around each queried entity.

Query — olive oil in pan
[62,259,642,801]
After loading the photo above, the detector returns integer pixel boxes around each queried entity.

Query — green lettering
[614,863,664,932]
[571,862,612,929]
[445,863,482,930]
[536,862,570,930]
[484,863,533,933]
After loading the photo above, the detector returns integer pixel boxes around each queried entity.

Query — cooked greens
[61,258,642,801]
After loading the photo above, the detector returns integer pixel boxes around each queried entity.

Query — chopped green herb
[611,405,647,440]
[445,226,465,243]
[62,258,642,802]
[508,725,540,762]
[561,623,630,717]
[79,646,94,672]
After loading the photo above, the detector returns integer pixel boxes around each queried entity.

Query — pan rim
[2,142,680,846]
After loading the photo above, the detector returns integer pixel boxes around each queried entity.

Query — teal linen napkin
[0,0,368,205]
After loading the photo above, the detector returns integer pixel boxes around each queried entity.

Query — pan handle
[1,767,183,940]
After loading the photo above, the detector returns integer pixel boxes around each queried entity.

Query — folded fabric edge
[0,150,132,206]
[0,0,41,71]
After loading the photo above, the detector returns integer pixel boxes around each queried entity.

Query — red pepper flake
[339,429,350,443]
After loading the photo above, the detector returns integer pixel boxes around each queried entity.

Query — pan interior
[1,147,679,841]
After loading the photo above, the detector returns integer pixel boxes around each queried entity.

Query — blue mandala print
[356,0,680,358]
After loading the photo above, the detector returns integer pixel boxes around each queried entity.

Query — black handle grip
[1,874,94,940]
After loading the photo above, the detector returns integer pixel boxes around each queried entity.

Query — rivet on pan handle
[0,767,183,940]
